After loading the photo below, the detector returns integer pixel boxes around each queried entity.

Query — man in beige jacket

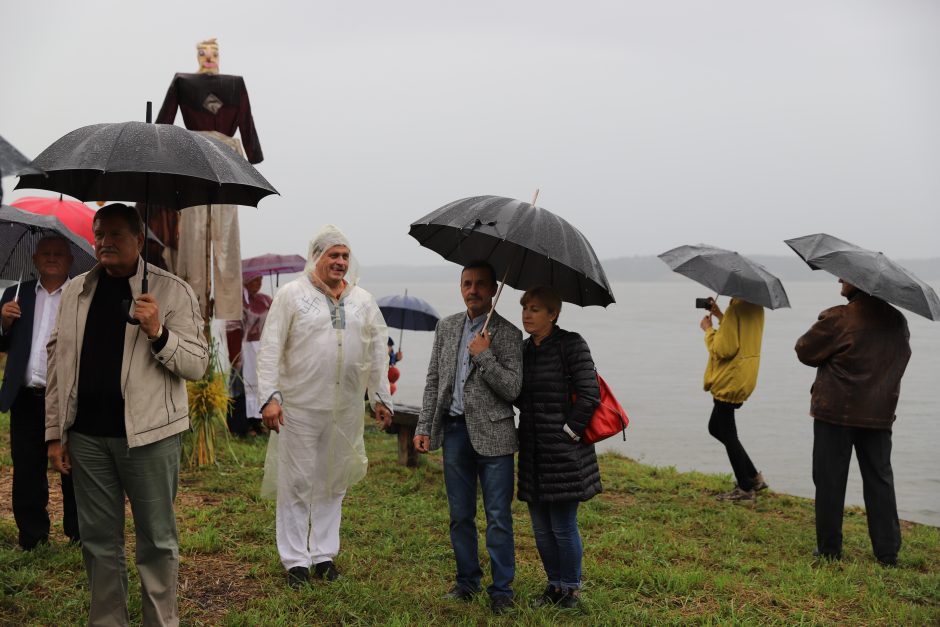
[45,203,208,627]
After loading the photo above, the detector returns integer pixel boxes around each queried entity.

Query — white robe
[257,276,392,499]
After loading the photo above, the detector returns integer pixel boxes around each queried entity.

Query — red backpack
[560,334,630,444]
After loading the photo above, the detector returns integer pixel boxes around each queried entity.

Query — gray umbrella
[785,233,940,321]
[0,134,41,178]
[409,195,614,308]
[658,244,791,309]
[1,134,41,205]
[0,204,97,282]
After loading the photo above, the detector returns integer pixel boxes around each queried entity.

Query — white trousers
[241,340,261,419]
[276,412,347,570]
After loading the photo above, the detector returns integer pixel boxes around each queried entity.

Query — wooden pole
[204,203,213,340]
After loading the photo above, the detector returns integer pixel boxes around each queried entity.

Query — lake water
[360,279,940,527]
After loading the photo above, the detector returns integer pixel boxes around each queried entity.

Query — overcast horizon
[2,1,938,266]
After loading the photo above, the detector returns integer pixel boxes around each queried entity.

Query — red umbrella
[11,195,96,246]
[11,195,166,254]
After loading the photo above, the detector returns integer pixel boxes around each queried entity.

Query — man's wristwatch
[147,324,164,342]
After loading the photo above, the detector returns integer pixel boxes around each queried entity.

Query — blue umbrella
[377,290,440,348]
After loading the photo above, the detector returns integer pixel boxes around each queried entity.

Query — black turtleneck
[72,271,133,437]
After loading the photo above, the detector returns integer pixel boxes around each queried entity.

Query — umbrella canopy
[785,233,940,321]
[0,134,41,178]
[0,204,97,281]
[409,195,614,307]
[242,253,306,278]
[11,196,164,249]
[377,292,441,332]
[658,244,791,309]
[16,120,277,323]
[11,195,98,245]
[16,121,277,208]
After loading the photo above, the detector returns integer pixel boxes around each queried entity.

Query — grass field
[1,412,938,625]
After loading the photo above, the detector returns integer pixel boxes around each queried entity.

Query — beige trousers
[69,432,182,627]
[175,131,244,321]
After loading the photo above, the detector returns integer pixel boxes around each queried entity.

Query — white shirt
[24,279,68,388]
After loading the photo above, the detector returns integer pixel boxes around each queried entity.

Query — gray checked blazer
[416,309,523,457]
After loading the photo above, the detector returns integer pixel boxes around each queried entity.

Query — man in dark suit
[0,235,79,549]
[414,261,523,615]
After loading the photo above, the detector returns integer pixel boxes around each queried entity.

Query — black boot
[287,566,309,590]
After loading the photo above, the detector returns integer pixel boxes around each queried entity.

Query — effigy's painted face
[197,41,219,74]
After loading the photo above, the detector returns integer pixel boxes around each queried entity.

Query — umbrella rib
[103,123,132,177]
[516,247,530,285]
[0,229,31,276]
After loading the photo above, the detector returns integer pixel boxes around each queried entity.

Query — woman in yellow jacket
[701,297,767,501]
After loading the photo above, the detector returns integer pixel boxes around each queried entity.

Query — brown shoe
[751,472,768,491]
[716,487,756,502]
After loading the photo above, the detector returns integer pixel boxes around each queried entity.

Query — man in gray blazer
[414,261,523,615]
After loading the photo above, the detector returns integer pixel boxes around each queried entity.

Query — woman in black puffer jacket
[517,286,601,610]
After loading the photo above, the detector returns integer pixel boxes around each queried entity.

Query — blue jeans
[442,418,515,598]
[527,500,582,591]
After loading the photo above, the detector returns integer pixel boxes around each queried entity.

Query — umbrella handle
[482,258,514,335]
[123,299,141,325]
[122,277,148,326]
[481,189,532,335]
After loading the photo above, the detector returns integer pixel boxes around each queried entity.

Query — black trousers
[813,420,901,561]
[708,399,758,491]
[10,387,79,548]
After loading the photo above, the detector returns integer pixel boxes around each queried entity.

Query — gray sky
[2,0,938,266]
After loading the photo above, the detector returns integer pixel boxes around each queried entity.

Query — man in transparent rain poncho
[257,225,393,589]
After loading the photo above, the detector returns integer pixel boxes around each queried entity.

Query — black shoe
[19,537,49,551]
[287,566,309,590]
[559,591,581,609]
[442,585,477,601]
[313,560,341,582]
[532,584,563,607]
[812,549,842,565]
[877,555,898,567]
[491,594,514,615]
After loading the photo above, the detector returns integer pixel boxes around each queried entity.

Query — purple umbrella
[242,253,306,288]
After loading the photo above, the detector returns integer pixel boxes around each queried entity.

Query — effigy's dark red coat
[157,73,264,164]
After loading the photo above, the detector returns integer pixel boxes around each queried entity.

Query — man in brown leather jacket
[795,279,911,566]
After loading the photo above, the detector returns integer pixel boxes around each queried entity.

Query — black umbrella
[409,194,615,319]
[658,244,791,309]
[0,204,97,287]
[16,112,277,324]
[785,233,940,321]
[15,121,275,208]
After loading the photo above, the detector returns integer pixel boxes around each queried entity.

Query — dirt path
[1,466,257,624]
